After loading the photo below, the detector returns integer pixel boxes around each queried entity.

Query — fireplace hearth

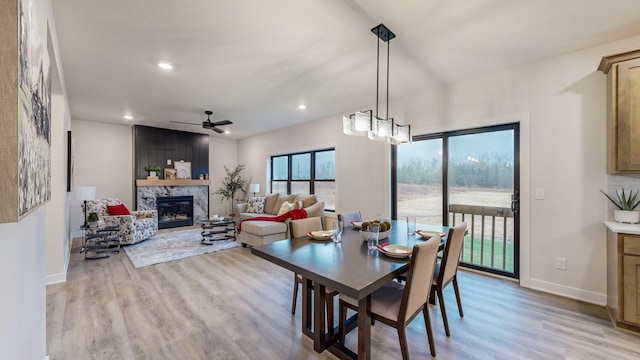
[157,196,194,229]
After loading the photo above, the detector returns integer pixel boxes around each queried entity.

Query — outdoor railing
[449,204,515,275]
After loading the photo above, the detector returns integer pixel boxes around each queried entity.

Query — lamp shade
[74,186,96,201]
[250,183,260,193]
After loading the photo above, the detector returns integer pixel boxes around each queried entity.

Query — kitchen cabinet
[599,50,640,173]
[605,222,640,333]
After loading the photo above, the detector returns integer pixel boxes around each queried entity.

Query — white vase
[614,210,640,224]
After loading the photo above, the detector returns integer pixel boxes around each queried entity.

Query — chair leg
[326,295,334,334]
[452,276,464,318]
[436,287,450,337]
[397,325,410,360]
[291,274,299,315]
[422,306,436,357]
[429,284,436,305]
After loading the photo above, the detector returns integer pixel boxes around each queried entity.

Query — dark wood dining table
[251,220,448,359]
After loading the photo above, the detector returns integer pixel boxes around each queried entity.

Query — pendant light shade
[341,24,411,144]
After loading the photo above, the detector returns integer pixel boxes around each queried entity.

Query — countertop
[604,221,640,235]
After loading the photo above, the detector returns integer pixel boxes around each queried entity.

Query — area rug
[123,228,241,268]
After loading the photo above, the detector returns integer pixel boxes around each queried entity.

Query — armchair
[84,198,158,245]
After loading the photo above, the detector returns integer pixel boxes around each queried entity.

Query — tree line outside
[397,153,513,189]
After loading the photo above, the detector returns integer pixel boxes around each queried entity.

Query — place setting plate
[416,229,447,240]
[308,230,335,241]
[351,221,362,229]
[377,244,413,258]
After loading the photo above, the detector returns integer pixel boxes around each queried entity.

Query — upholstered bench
[237,221,288,247]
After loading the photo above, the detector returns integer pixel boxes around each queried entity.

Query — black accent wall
[133,125,209,179]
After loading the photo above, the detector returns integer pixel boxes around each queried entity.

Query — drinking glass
[406,216,416,235]
[374,213,384,222]
[367,224,380,250]
[332,220,343,243]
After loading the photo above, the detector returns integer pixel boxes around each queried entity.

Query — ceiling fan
[170,110,233,134]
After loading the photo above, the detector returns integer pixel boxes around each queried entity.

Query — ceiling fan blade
[211,120,232,126]
[212,127,224,134]
[169,121,200,126]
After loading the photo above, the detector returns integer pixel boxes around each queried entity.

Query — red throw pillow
[107,204,130,216]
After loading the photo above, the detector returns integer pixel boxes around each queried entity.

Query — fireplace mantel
[136,179,210,187]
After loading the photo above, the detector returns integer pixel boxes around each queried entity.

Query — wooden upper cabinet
[599,50,640,173]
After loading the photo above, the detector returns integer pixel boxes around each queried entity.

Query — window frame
[270,148,335,211]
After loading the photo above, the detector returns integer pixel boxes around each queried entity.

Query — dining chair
[339,235,441,358]
[338,210,362,227]
[289,217,339,331]
[430,222,467,337]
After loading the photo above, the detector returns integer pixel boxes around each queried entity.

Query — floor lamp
[75,186,96,228]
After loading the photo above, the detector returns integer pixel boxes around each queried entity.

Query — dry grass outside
[399,183,516,273]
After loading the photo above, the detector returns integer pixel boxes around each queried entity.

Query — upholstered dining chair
[430,222,467,337]
[339,235,441,358]
[289,217,339,331]
[338,210,362,228]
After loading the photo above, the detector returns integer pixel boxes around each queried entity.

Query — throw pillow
[264,193,279,215]
[107,203,130,216]
[277,201,295,216]
[272,194,296,215]
[246,196,266,214]
[301,194,318,208]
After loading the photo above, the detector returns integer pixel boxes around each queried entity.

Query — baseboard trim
[46,272,66,285]
[526,278,606,306]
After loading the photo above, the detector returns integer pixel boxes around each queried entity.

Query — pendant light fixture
[342,23,411,144]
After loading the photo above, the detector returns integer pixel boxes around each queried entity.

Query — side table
[82,225,120,260]
[196,218,236,245]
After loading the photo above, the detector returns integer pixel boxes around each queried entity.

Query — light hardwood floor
[47,239,640,359]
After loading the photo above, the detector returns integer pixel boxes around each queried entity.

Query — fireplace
[157,196,194,229]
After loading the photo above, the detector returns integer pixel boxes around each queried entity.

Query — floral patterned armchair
[84,198,158,245]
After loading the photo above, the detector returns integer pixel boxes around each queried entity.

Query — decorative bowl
[359,229,390,241]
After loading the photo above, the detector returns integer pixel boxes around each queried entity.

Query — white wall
[69,120,134,236]
[239,34,640,305]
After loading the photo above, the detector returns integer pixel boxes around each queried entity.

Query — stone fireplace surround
[136,180,209,223]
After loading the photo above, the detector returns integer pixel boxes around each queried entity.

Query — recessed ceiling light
[224,130,230,134]
[298,104,307,110]
[158,62,173,70]
[123,114,133,120]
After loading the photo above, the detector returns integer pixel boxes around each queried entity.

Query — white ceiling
[52,0,640,139]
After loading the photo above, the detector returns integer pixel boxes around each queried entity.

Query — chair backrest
[338,211,362,227]
[401,235,440,322]
[438,222,467,285]
[289,217,324,238]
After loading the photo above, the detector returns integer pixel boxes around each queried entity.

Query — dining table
[251,219,449,359]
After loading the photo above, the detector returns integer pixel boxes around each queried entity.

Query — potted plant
[601,188,640,223]
[87,212,99,228]
[214,164,248,216]
[144,165,161,179]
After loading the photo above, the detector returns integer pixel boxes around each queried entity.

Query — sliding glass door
[394,124,519,278]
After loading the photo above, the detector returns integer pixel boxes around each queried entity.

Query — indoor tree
[215,164,248,215]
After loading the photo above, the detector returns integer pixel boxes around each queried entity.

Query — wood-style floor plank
[47,238,640,359]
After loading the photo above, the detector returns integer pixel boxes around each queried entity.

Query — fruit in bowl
[359,220,392,240]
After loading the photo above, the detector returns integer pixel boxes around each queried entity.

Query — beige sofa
[236,194,325,247]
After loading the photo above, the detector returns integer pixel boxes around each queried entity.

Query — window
[270,149,335,211]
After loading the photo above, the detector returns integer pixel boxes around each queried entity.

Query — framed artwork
[174,161,191,179]
[66,131,74,191]
[0,0,51,222]
[164,168,177,180]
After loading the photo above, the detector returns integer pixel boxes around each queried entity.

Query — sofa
[236,194,325,247]
[84,198,158,245]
